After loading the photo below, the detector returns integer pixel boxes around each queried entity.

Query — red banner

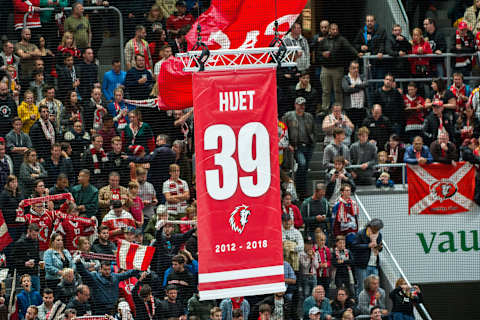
[186,0,307,50]
[193,69,284,300]
[0,210,12,251]
[407,162,475,215]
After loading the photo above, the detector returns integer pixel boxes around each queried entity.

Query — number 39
[204,122,271,200]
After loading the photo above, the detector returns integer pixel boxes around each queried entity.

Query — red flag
[186,0,307,50]
[0,210,12,251]
[193,69,284,300]
[407,162,475,215]
[157,57,193,110]
[116,240,155,271]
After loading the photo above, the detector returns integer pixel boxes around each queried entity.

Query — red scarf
[369,290,377,307]
[144,295,155,320]
[336,197,359,222]
[89,144,108,174]
[134,39,151,70]
[314,245,330,277]
[114,102,127,128]
[15,193,73,222]
[231,297,244,310]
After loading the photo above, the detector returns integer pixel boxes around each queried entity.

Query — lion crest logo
[229,204,251,234]
[430,179,457,202]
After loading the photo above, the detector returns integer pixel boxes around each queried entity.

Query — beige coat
[464,5,480,35]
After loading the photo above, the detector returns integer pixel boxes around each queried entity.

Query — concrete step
[309,160,324,171]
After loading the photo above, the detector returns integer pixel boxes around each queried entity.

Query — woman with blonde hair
[389,278,423,320]
[57,32,81,61]
[408,28,432,80]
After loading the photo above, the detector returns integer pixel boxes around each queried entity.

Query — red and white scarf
[314,245,330,278]
[114,101,127,129]
[336,197,359,223]
[144,296,155,320]
[39,118,55,145]
[89,144,108,174]
[134,38,151,70]
[16,193,74,222]
[456,30,472,66]
[93,103,105,129]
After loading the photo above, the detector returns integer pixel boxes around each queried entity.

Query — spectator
[187,296,216,320]
[106,136,130,186]
[125,26,153,72]
[172,140,192,186]
[330,288,356,319]
[0,81,18,137]
[71,169,98,218]
[48,174,70,208]
[142,134,176,196]
[422,18,446,77]
[56,268,79,304]
[18,148,47,198]
[90,224,116,255]
[82,134,108,188]
[322,103,354,146]
[149,27,168,66]
[425,78,457,121]
[361,104,391,151]
[43,144,73,188]
[372,74,404,137]
[282,192,303,229]
[168,27,188,55]
[136,167,158,223]
[281,213,304,272]
[12,224,41,292]
[57,32,82,62]
[317,23,357,113]
[15,29,42,87]
[158,285,186,320]
[408,28,432,81]
[123,109,155,153]
[258,292,292,320]
[75,257,140,315]
[97,114,116,153]
[403,82,426,143]
[132,279,162,320]
[39,86,64,134]
[430,131,458,164]
[77,48,99,111]
[404,136,433,165]
[349,127,377,185]
[145,4,167,44]
[29,70,46,104]
[357,275,388,317]
[103,60,126,104]
[57,54,80,103]
[301,183,331,239]
[0,41,20,79]
[63,121,89,175]
[302,286,332,320]
[166,1,194,37]
[331,184,358,245]
[64,2,91,50]
[165,254,194,306]
[106,88,129,131]
[310,19,330,87]
[128,180,144,227]
[18,90,39,134]
[342,61,367,129]
[385,24,411,81]
[37,36,54,80]
[163,163,189,217]
[0,144,13,192]
[283,22,310,73]
[44,232,73,289]
[37,288,55,320]
[220,297,250,320]
[331,236,355,295]
[456,106,480,144]
[66,284,92,316]
[125,55,154,100]
[16,274,42,320]
[423,100,456,146]
[98,171,129,216]
[389,278,423,320]
[29,105,56,162]
[354,15,386,82]
[282,97,315,198]
[323,128,350,171]
[450,72,472,112]
[312,231,331,294]
[75,237,100,272]
[290,71,319,116]
[351,219,384,296]
[61,91,83,132]
[0,175,22,245]
[154,45,173,78]
[101,199,136,242]
[451,21,475,76]
[6,117,33,174]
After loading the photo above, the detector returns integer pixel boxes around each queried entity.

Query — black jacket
[12,234,40,276]
[152,226,195,275]
[165,269,194,306]
[351,228,382,268]
[389,287,423,315]
[331,298,357,319]
[372,87,404,125]
[316,34,357,68]
[56,65,76,103]
[361,114,392,152]
[257,295,293,320]
[424,29,447,65]
[132,280,163,320]
[0,189,21,225]
[354,25,387,55]
[76,61,98,102]
[141,144,176,194]
[385,34,412,57]
[91,238,116,256]
[56,279,79,304]
[125,67,153,100]
[106,151,131,187]
[43,157,74,188]
[66,297,92,316]
[29,119,57,161]
[0,95,17,137]
[423,111,456,146]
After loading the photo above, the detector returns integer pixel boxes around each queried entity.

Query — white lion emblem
[229,204,251,234]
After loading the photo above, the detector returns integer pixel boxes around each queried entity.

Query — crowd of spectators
[0,0,479,320]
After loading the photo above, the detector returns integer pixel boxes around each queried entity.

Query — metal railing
[347,162,407,188]
[361,53,480,87]
[354,193,434,320]
[23,6,125,70]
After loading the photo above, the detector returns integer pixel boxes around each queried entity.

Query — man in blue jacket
[75,259,140,315]
[16,274,42,320]
[403,136,433,165]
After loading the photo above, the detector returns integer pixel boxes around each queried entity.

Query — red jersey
[449,83,472,112]
[403,94,425,131]
[13,0,41,30]
[24,210,55,251]
[101,210,136,243]
[55,215,96,252]
[166,13,194,33]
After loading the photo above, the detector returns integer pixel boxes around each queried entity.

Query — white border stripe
[117,241,129,269]
[133,245,147,270]
[199,282,286,300]
[199,265,284,283]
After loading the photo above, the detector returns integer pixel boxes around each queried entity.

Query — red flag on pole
[407,162,476,215]
[193,69,284,300]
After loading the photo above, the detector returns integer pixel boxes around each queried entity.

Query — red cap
[458,21,468,30]
[129,145,145,156]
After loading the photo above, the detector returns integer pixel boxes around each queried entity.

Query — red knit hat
[129,145,145,156]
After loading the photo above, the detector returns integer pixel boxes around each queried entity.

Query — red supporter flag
[116,240,155,271]
[407,162,476,215]
[193,69,284,300]
[0,210,12,251]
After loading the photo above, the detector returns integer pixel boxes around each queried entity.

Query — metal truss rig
[177,46,301,72]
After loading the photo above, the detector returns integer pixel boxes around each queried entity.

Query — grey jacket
[357,287,386,315]
[323,142,350,170]
[349,141,377,177]
[341,74,368,110]
[281,111,316,148]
